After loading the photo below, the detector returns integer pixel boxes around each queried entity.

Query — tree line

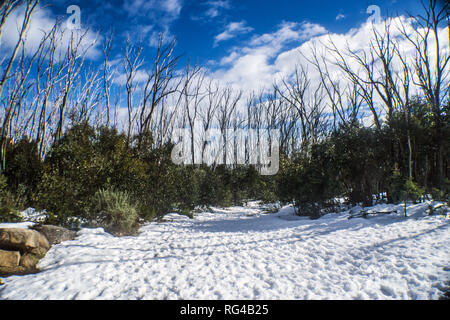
[0,0,448,234]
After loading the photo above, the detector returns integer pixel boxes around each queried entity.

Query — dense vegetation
[0,0,448,235]
[0,98,448,233]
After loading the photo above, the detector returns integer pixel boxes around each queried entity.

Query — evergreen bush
[89,188,139,236]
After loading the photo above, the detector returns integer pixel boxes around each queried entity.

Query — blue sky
[4,0,444,108]
[41,0,424,68]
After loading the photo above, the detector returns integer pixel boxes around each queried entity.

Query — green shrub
[403,178,424,203]
[0,175,22,223]
[137,203,157,222]
[277,149,336,219]
[34,168,90,227]
[430,178,449,202]
[4,137,42,206]
[89,188,139,236]
[388,166,425,216]
[0,206,22,223]
[176,207,195,219]
[296,202,321,220]
[388,166,424,204]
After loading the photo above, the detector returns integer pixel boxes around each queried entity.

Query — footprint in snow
[380,285,395,297]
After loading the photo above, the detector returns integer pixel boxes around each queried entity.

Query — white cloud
[214,21,254,47]
[209,16,449,121]
[336,13,346,21]
[123,0,182,18]
[205,0,231,18]
[210,21,328,93]
[249,22,327,47]
[122,0,183,47]
[112,69,149,86]
[1,3,101,60]
[219,51,240,65]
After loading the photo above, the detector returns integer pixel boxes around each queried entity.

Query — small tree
[389,166,424,216]
[90,188,139,236]
[0,175,21,222]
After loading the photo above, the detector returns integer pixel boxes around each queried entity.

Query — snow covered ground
[0,202,449,300]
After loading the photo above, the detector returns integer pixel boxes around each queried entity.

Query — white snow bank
[21,208,46,223]
[0,208,46,229]
[0,221,34,229]
[0,202,448,300]
[163,213,193,221]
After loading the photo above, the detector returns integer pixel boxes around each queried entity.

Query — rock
[0,228,50,255]
[0,265,39,277]
[0,249,20,267]
[32,225,77,245]
[19,252,42,269]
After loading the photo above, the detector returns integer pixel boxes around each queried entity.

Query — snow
[20,208,46,223]
[0,202,448,300]
[0,208,46,229]
[0,221,35,229]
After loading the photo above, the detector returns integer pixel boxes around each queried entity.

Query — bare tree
[70,66,102,126]
[139,34,181,139]
[180,62,204,164]
[123,37,143,145]
[34,23,67,158]
[0,1,23,38]
[152,94,179,148]
[304,44,362,130]
[102,33,114,127]
[326,35,382,129]
[215,86,242,165]
[55,28,97,140]
[399,0,449,185]
[199,79,221,161]
[0,0,50,171]
[0,0,39,100]
[275,65,326,151]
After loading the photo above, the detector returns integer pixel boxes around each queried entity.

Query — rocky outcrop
[32,225,77,245]
[0,226,76,277]
[0,228,50,256]
[0,249,20,267]
[19,252,44,269]
[0,265,40,277]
